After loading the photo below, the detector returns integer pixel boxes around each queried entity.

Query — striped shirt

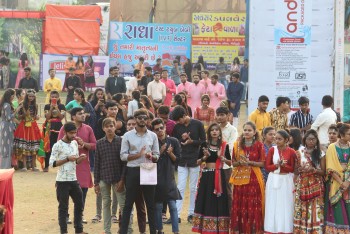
[289,110,313,130]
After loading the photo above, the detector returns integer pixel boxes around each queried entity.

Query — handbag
[230,143,251,185]
[140,162,157,185]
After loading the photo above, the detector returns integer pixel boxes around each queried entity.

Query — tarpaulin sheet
[0,169,14,234]
[44,4,102,55]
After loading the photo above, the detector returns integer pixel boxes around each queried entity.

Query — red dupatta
[214,142,227,197]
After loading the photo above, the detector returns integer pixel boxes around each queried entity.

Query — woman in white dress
[264,129,296,233]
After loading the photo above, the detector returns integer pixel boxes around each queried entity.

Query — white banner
[249,0,334,117]
[41,54,109,88]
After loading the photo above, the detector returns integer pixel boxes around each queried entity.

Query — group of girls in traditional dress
[193,120,350,234]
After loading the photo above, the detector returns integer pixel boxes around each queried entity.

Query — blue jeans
[155,200,179,233]
[219,78,228,90]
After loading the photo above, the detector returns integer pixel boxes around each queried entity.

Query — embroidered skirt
[324,180,350,233]
[231,169,264,233]
[192,169,230,234]
[13,120,41,158]
[293,174,324,233]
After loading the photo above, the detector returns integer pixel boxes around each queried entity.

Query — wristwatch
[66,157,69,162]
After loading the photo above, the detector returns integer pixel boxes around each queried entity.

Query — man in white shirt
[147,71,166,110]
[50,122,88,234]
[311,95,337,147]
[216,107,237,213]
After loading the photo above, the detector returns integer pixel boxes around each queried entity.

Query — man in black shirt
[172,106,205,223]
[105,66,126,99]
[140,66,153,95]
[18,67,39,92]
[65,67,81,104]
[95,102,126,140]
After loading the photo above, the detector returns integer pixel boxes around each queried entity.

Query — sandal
[32,167,40,172]
[20,168,27,172]
[91,214,101,223]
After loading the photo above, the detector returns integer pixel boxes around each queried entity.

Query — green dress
[324,146,350,233]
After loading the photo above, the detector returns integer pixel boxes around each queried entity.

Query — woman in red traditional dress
[13,89,41,171]
[194,94,215,131]
[264,129,296,234]
[84,56,96,92]
[230,121,265,233]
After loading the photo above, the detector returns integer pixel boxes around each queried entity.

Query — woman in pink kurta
[58,122,96,217]
[15,53,29,88]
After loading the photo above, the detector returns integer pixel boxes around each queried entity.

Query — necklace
[277,147,286,161]
[339,141,350,149]
[208,144,219,152]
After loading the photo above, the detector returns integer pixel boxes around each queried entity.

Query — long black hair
[0,88,15,116]
[76,55,84,68]
[88,56,94,67]
[289,128,302,151]
[207,123,223,147]
[20,53,28,68]
[23,89,37,116]
[302,129,322,166]
[132,90,143,109]
[141,95,153,110]
[74,88,87,106]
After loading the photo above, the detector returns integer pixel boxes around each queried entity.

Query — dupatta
[326,143,350,205]
[213,142,227,197]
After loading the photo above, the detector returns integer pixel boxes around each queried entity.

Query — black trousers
[120,167,156,234]
[56,181,83,234]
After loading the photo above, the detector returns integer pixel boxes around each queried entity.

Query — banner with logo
[41,54,109,87]
[108,22,192,76]
[249,0,334,116]
[191,13,246,67]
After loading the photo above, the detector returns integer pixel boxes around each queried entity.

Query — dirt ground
[7,91,248,234]
[12,169,194,234]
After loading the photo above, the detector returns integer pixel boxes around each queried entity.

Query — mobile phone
[51,98,57,106]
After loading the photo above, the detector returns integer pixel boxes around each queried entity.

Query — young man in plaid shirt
[94,118,131,234]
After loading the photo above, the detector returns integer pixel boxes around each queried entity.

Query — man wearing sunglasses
[120,109,160,234]
[151,118,181,234]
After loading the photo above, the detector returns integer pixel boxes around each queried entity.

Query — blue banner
[108,22,192,76]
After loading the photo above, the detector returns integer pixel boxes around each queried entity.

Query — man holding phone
[50,121,88,234]
[58,107,96,224]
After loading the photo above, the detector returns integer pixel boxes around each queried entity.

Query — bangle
[66,157,69,162]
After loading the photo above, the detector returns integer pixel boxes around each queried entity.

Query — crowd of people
[0,54,348,234]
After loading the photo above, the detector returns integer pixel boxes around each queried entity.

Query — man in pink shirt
[161,69,176,106]
[176,73,193,105]
[187,74,205,116]
[207,74,226,109]
[58,107,97,224]
[198,70,211,93]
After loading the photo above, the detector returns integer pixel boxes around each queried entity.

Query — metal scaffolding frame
[110,0,246,24]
